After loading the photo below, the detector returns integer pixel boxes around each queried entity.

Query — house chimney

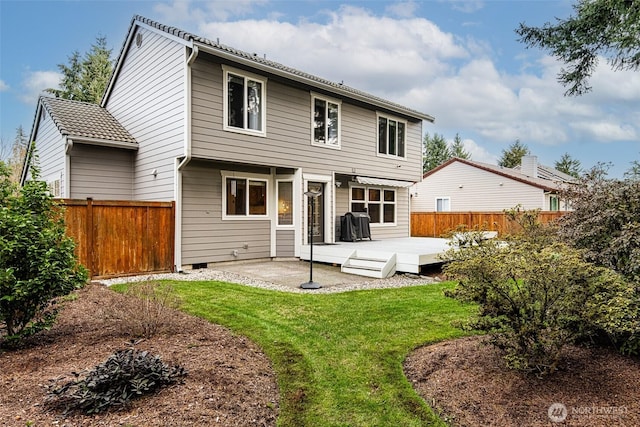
[520,155,538,178]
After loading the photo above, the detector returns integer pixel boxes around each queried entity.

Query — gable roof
[104,15,434,123]
[39,96,137,145]
[422,157,575,192]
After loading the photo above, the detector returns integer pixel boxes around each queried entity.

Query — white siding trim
[302,173,333,244]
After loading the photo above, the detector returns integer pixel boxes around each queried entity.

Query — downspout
[65,139,73,198]
[174,44,199,272]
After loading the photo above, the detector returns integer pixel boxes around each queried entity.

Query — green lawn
[122,280,474,426]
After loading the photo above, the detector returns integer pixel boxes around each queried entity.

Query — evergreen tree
[498,139,530,168]
[422,133,451,172]
[554,152,582,178]
[47,36,113,104]
[517,0,640,96]
[450,133,471,159]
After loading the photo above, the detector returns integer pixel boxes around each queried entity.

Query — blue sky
[1,0,638,178]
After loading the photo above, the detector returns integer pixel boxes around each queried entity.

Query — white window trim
[376,113,408,160]
[349,184,397,227]
[276,179,295,228]
[222,65,267,137]
[311,92,342,150]
[221,170,270,220]
[435,196,451,212]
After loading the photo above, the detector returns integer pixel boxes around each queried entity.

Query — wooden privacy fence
[61,199,175,279]
[411,211,567,238]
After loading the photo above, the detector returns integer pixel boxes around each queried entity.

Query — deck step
[341,250,396,279]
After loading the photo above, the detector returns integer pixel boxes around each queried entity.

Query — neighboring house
[411,156,575,213]
[22,15,434,271]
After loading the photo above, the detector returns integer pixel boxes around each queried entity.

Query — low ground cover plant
[46,348,187,414]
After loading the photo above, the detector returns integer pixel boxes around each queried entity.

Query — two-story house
[21,15,434,273]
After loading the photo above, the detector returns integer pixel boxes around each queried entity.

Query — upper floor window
[223,67,266,136]
[378,115,406,158]
[312,94,341,148]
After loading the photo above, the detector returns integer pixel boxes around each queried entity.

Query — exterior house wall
[412,161,546,212]
[190,55,423,182]
[104,26,186,201]
[32,109,66,197]
[181,161,272,265]
[69,144,134,200]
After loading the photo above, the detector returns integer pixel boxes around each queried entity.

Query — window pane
[384,190,395,202]
[314,99,326,144]
[378,117,387,154]
[352,187,365,201]
[352,202,366,212]
[226,178,246,215]
[383,204,394,223]
[369,203,380,223]
[369,188,380,201]
[436,198,450,212]
[397,122,405,157]
[248,181,267,215]
[247,80,262,131]
[389,120,396,155]
[278,181,293,225]
[327,102,339,145]
[228,74,244,129]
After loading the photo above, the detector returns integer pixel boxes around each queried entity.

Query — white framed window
[223,66,267,136]
[436,197,450,212]
[377,114,406,158]
[550,195,559,211]
[222,171,269,220]
[277,180,294,226]
[350,185,396,225]
[311,93,341,148]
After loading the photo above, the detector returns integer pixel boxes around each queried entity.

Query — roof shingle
[40,96,136,144]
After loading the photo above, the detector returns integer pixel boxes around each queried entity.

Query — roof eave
[67,136,138,150]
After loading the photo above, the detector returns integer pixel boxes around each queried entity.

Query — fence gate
[62,199,175,279]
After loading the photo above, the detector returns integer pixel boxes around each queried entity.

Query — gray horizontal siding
[190,54,423,183]
[105,26,186,201]
[33,111,66,196]
[69,145,133,200]
[276,230,295,257]
[181,161,271,265]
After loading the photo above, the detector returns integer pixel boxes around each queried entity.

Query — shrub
[442,208,631,375]
[0,160,87,347]
[105,281,182,338]
[46,348,188,414]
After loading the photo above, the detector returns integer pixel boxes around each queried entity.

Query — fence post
[86,198,94,277]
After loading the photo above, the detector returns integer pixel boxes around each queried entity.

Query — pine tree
[450,133,471,160]
[554,152,582,178]
[498,140,530,168]
[46,36,113,104]
[423,133,451,172]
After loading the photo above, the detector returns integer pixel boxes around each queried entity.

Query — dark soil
[0,283,278,426]
[404,335,640,426]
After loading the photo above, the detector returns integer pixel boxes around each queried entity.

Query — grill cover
[340,212,371,241]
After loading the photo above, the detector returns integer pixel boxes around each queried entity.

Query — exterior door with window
[308,182,324,243]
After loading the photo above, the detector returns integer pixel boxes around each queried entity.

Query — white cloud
[0,80,8,91]
[154,0,267,24]
[19,70,61,105]
[385,1,419,18]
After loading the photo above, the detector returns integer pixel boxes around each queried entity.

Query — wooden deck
[300,237,451,274]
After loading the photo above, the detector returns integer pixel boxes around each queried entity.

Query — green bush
[442,208,631,375]
[46,348,188,414]
[0,160,87,346]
